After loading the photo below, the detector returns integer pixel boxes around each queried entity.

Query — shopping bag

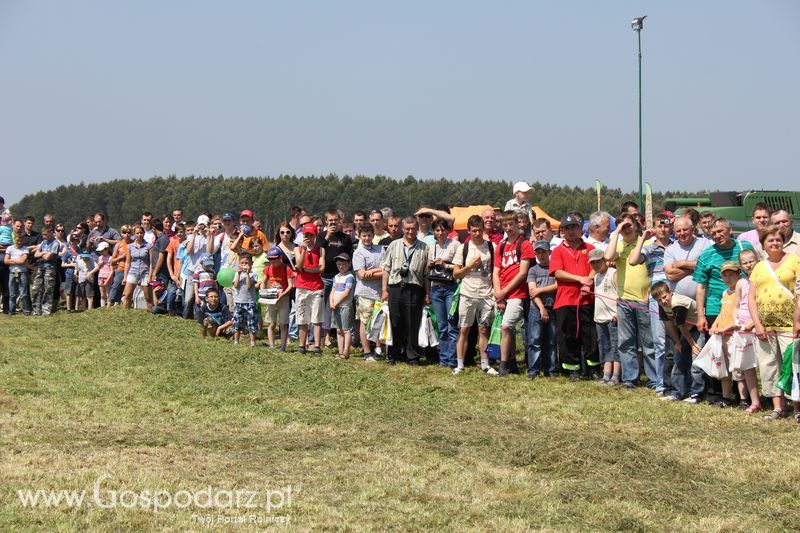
[776,341,800,400]
[448,282,461,319]
[379,303,393,346]
[485,312,503,360]
[692,334,728,379]
[366,300,383,331]
[728,332,757,372]
[418,312,431,348]
[427,305,440,340]
[367,304,386,342]
[418,306,439,348]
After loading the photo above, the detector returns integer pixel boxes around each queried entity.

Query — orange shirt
[167,238,183,277]
[242,230,269,252]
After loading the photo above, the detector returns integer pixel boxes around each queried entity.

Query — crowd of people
[2,187,800,421]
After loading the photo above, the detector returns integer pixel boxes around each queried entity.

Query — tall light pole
[631,15,646,209]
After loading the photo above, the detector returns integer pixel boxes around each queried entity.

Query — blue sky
[1,0,798,205]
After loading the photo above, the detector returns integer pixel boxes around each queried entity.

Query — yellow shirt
[750,255,800,332]
[616,240,650,302]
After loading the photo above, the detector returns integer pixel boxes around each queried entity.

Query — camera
[432,263,444,272]
[398,262,410,277]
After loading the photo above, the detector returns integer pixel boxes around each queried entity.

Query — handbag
[427,266,455,283]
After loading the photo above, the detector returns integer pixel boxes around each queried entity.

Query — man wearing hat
[504,182,534,221]
[549,213,596,381]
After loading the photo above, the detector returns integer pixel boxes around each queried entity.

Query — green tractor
[664,191,800,233]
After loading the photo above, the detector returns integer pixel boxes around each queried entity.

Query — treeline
[10,174,694,228]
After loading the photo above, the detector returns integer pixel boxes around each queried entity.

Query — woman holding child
[748,225,800,421]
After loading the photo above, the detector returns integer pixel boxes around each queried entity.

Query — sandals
[763,409,788,421]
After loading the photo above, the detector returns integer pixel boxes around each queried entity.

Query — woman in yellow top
[748,226,800,421]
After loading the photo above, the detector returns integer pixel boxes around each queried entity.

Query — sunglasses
[279,230,292,235]
[55,228,65,232]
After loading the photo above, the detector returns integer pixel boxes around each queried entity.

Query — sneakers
[482,366,499,376]
[597,376,610,385]
[609,376,621,386]
[569,372,581,383]
[295,346,307,354]
[312,347,322,356]
[682,395,702,404]
[660,395,680,401]
[452,367,464,375]
[364,356,376,363]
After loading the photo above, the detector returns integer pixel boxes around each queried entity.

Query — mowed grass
[1,309,799,531]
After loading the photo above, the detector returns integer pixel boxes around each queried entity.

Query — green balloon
[217,267,236,288]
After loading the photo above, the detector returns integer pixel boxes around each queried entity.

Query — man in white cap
[504,182,533,220]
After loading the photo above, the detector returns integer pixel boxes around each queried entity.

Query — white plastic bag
[692,334,728,379]
[418,309,439,348]
[367,306,386,342]
[379,303,393,346]
[728,332,757,372]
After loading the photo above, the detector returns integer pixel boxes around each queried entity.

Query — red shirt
[295,246,323,290]
[548,240,595,309]
[493,236,535,300]
[263,263,295,290]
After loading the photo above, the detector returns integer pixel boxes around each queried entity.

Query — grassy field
[2,309,799,531]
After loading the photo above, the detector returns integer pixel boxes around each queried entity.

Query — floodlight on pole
[631,15,646,208]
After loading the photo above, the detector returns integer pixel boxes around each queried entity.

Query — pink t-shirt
[736,279,752,325]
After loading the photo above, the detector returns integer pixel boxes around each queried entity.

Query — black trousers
[0,263,9,313]
[555,304,596,375]
[387,283,425,362]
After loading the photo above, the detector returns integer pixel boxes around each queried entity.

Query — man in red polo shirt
[549,214,596,381]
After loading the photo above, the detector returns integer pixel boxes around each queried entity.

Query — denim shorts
[332,302,354,331]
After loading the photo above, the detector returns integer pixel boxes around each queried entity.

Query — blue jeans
[430,283,458,367]
[526,305,556,376]
[596,320,619,363]
[617,300,656,387]
[649,296,667,392]
[8,270,32,315]
[109,270,124,303]
[668,327,706,399]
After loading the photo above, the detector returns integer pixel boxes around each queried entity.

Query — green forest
[10,174,694,229]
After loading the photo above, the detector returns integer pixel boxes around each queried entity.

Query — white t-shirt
[5,245,29,273]
[453,241,494,299]
[593,267,617,323]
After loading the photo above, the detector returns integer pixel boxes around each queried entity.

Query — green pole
[637,29,643,208]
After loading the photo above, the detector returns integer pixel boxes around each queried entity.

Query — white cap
[196,215,210,226]
[96,241,110,252]
[513,181,532,194]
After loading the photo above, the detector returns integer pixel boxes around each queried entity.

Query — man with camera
[381,216,430,365]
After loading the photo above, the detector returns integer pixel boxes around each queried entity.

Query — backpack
[498,238,524,268]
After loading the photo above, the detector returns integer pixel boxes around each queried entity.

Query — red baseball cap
[302,223,318,235]
[240,209,254,219]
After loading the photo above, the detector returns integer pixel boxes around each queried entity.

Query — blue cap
[201,256,215,267]
[266,247,282,259]
[221,211,236,221]
[533,240,551,251]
